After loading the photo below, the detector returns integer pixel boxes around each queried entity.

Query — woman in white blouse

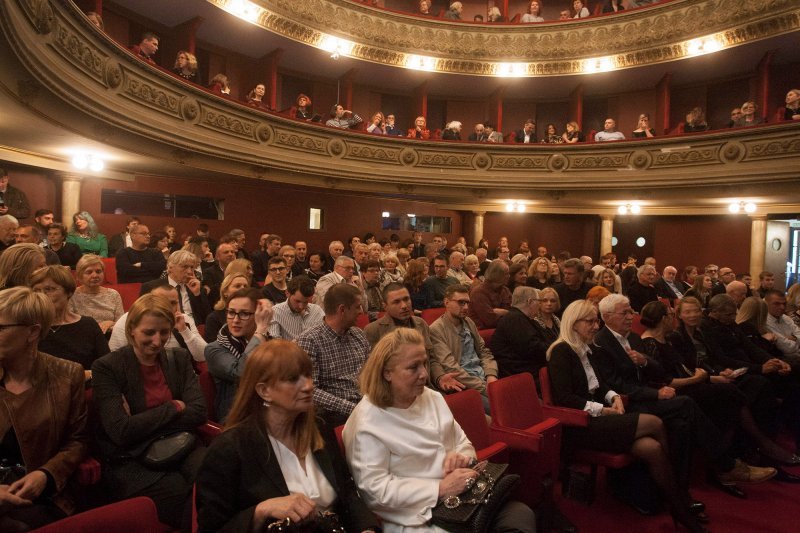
[196,340,378,532]
[344,328,535,533]
[546,300,705,533]
[70,254,123,334]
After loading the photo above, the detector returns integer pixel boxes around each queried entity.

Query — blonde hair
[76,253,104,280]
[125,293,175,345]
[225,341,323,454]
[215,273,251,311]
[546,300,596,361]
[0,243,45,290]
[538,286,560,313]
[736,296,769,334]
[359,328,425,408]
[0,286,54,341]
[29,265,76,296]
[225,258,253,282]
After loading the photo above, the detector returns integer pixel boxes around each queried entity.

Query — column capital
[600,214,615,222]
[57,172,83,182]
[472,211,486,216]
[748,214,768,221]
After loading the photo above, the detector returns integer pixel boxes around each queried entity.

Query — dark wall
[481,212,600,258]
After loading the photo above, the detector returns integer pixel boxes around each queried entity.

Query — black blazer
[197,420,378,533]
[91,346,207,495]
[592,327,661,402]
[548,341,612,410]
[141,277,212,324]
[654,278,681,301]
[490,307,550,379]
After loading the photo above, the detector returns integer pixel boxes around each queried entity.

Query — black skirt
[565,412,639,454]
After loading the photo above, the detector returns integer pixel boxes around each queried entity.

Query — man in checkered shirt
[296,283,370,426]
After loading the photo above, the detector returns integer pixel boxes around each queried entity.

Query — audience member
[487,6,504,22]
[296,284,370,426]
[31,266,109,378]
[444,1,463,20]
[468,123,486,141]
[735,101,763,127]
[404,259,432,311]
[70,254,124,334]
[468,259,511,328]
[66,211,108,257]
[595,118,626,141]
[304,250,327,282]
[764,290,800,362]
[208,73,231,95]
[784,89,800,121]
[86,10,104,29]
[203,242,237,304]
[172,50,198,82]
[407,116,431,139]
[559,9,571,19]
[0,287,88,531]
[424,255,458,307]
[490,286,551,381]
[685,274,713,309]
[521,0,544,22]
[314,255,363,309]
[245,83,271,111]
[632,113,656,138]
[44,222,81,268]
[656,265,684,301]
[364,282,435,362]
[561,121,584,143]
[289,93,316,121]
[417,0,432,15]
[484,122,504,142]
[429,284,499,413]
[727,107,742,128]
[261,257,289,304]
[555,258,594,315]
[13,224,59,264]
[627,264,660,312]
[33,209,53,243]
[684,107,709,132]
[114,224,166,283]
[0,242,45,290]
[129,32,159,64]
[725,280,748,307]
[441,120,462,140]
[142,249,211,324]
[601,0,624,13]
[1,214,21,253]
[572,0,590,18]
[361,259,384,321]
[541,123,564,143]
[327,104,363,129]
[92,293,206,529]
[757,270,775,298]
[268,275,324,340]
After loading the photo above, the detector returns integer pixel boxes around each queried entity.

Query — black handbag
[140,431,197,469]
[264,511,345,532]
[431,462,519,533]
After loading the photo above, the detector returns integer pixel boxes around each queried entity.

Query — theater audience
[13,225,59,265]
[107,217,139,257]
[757,270,775,298]
[0,287,88,531]
[404,259,432,311]
[484,122,504,143]
[684,107,709,132]
[327,104,363,129]
[92,294,206,529]
[205,288,272,422]
[172,51,198,82]
[541,123,564,143]
[595,118,626,141]
[296,284,369,427]
[521,0,544,22]
[487,6,504,22]
[304,250,327,282]
[468,123,486,141]
[86,10,104,29]
[656,265,684,301]
[597,267,621,294]
[129,32,158,64]
[444,1,463,19]
[429,285,499,413]
[196,340,379,533]
[685,274,713,309]
[734,101,763,127]
[268,275,324,340]
[67,211,108,257]
[45,223,81,269]
[508,262,528,291]
[601,0,624,13]
[344,328,534,533]
[31,266,109,379]
[0,243,45,290]
[289,93,315,121]
[763,290,800,362]
[143,249,212,324]
[514,119,537,143]
[441,120,462,140]
[555,258,594,315]
[526,256,553,289]
[70,254,123,334]
[204,273,251,342]
[149,230,170,260]
[115,224,166,283]
[491,286,551,381]
[314,255,361,308]
[203,242,237,304]
[468,260,511,329]
[417,0,432,15]
[627,264,659,312]
[632,113,656,138]
[384,113,404,136]
[736,296,783,358]
[366,112,387,134]
[407,116,431,139]
[424,255,458,308]
[208,73,231,95]
[379,252,403,288]
[246,84,271,111]
[784,89,800,121]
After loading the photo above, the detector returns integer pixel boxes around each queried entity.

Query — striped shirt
[269,300,324,340]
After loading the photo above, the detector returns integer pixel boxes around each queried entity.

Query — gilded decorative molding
[490,155,549,170]
[272,128,328,154]
[119,67,183,119]
[416,151,474,168]
[743,136,800,160]
[198,0,800,76]
[198,103,261,142]
[570,153,629,170]
[344,144,402,165]
[651,147,719,167]
[51,18,107,84]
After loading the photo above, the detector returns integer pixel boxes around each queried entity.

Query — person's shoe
[688,500,706,513]
[717,459,777,485]
[773,467,800,483]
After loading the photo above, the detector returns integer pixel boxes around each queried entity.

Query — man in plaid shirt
[296,283,370,426]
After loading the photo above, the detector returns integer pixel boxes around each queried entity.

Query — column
[600,215,614,256]
[749,215,767,284]
[569,84,584,131]
[655,72,671,134]
[60,173,82,226]
[414,81,428,121]
[473,211,485,246]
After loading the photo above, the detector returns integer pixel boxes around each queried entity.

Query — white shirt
[269,300,324,340]
[109,311,207,361]
[766,313,800,358]
[343,388,474,532]
[576,343,618,417]
[268,434,336,511]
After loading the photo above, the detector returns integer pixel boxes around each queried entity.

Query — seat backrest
[102,257,117,284]
[444,389,493,451]
[32,496,162,532]
[198,371,217,422]
[111,283,143,311]
[630,313,646,335]
[355,313,370,329]
[334,424,346,457]
[420,307,446,324]
[478,328,495,345]
[487,373,545,430]
[538,367,554,405]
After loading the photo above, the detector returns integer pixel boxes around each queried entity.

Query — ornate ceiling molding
[202,0,800,76]
[2,0,800,209]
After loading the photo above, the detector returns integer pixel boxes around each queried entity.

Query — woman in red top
[407,116,430,140]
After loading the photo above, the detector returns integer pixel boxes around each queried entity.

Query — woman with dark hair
[572,0,590,18]
[92,293,207,528]
[66,211,108,257]
[46,223,82,269]
[367,112,387,134]
[541,123,564,143]
[31,265,109,379]
[632,113,656,138]
[0,287,88,531]
[203,273,252,342]
[403,259,432,311]
[526,256,552,289]
[681,265,698,292]
[197,340,379,532]
[172,50,198,82]
[601,0,624,13]
[521,0,544,22]
[290,93,315,121]
[150,230,171,260]
[684,107,709,132]
[246,83,272,111]
[562,121,585,143]
[507,262,528,292]
[304,251,328,282]
[0,243,45,290]
[684,274,713,309]
[204,287,273,422]
[641,300,798,465]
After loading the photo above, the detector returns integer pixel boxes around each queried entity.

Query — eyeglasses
[269,266,287,272]
[451,299,470,306]
[577,318,600,325]
[610,310,635,316]
[226,309,254,321]
[0,323,29,332]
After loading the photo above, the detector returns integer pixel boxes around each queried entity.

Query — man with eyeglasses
[424,255,459,308]
[261,257,290,304]
[429,284,499,414]
[141,249,211,324]
[115,224,166,283]
[704,264,721,288]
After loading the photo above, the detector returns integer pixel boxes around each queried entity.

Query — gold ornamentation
[345,145,401,164]
[273,129,327,154]
[652,148,717,166]
[182,99,199,121]
[548,154,568,172]
[400,148,418,166]
[417,151,473,168]
[22,0,55,34]
[328,139,345,157]
[53,24,106,83]
[570,154,628,169]
[630,150,652,169]
[120,70,182,118]
[745,138,800,160]
[199,105,259,141]
[491,155,549,170]
[256,125,272,142]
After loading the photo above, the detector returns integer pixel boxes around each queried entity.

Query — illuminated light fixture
[583,56,615,74]
[505,201,526,213]
[728,201,756,214]
[405,54,436,72]
[319,35,354,60]
[686,34,724,57]
[494,62,527,77]
[225,0,261,23]
[407,213,416,218]
[617,203,641,215]
[71,152,105,172]
[381,211,390,218]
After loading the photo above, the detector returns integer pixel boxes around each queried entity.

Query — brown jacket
[0,352,88,514]
[429,315,498,394]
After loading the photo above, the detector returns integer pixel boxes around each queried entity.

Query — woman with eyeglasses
[204,287,273,423]
[547,301,706,533]
[203,273,252,343]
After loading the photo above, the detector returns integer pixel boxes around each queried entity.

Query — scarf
[216,324,248,359]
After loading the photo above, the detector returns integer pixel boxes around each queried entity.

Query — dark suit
[654,278,682,301]
[141,277,212,324]
[410,242,427,259]
[115,246,167,283]
[468,133,487,142]
[490,307,550,380]
[91,346,207,525]
[49,242,82,269]
[513,129,536,144]
[202,262,225,305]
[196,420,378,533]
[626,281,659,312]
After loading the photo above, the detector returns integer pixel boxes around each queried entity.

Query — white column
[60,173,82,226]
[600,215,614,256]
[473,211,485,246]
[749,215,767,284]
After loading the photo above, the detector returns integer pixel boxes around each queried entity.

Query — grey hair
[598,293,629,316]
[512,286,539,308]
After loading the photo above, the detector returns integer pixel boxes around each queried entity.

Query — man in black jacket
[115,224,166,283]
[141,249,211,324]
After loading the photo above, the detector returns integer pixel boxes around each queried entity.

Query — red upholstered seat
[198,370,218,423]
[355,313,370,329]
[420,307,446,325]
[630,313,646,335]
[443,389,508,463]
[102,257,117,284]
[478,328,495,345]
[538,368,634,503]
[31,496,168,532]
[110,283,143,311]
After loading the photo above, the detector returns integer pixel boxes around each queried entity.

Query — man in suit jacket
[467,123,486,142]
[484,122,504,143]
[655,265,684,302]
[141,249,211,324]
[513,119,536,144]
[202,242,237,306]
[108,216,140,257]
[364,283,436,374]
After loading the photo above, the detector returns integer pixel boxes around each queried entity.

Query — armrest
[541,405,589,427]
[77,456,102,485]
[476,442,508,462]
[197,421,223,445]
[489,426,542,453]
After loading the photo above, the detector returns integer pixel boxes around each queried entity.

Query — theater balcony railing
[1,0,799,206]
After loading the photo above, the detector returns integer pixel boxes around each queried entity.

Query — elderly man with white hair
[725,280,748,308]
[655,265,684,302]
[141,249,212,324]
[0,214,19,253]
[447,250,470,285]
[627,263,660,312]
